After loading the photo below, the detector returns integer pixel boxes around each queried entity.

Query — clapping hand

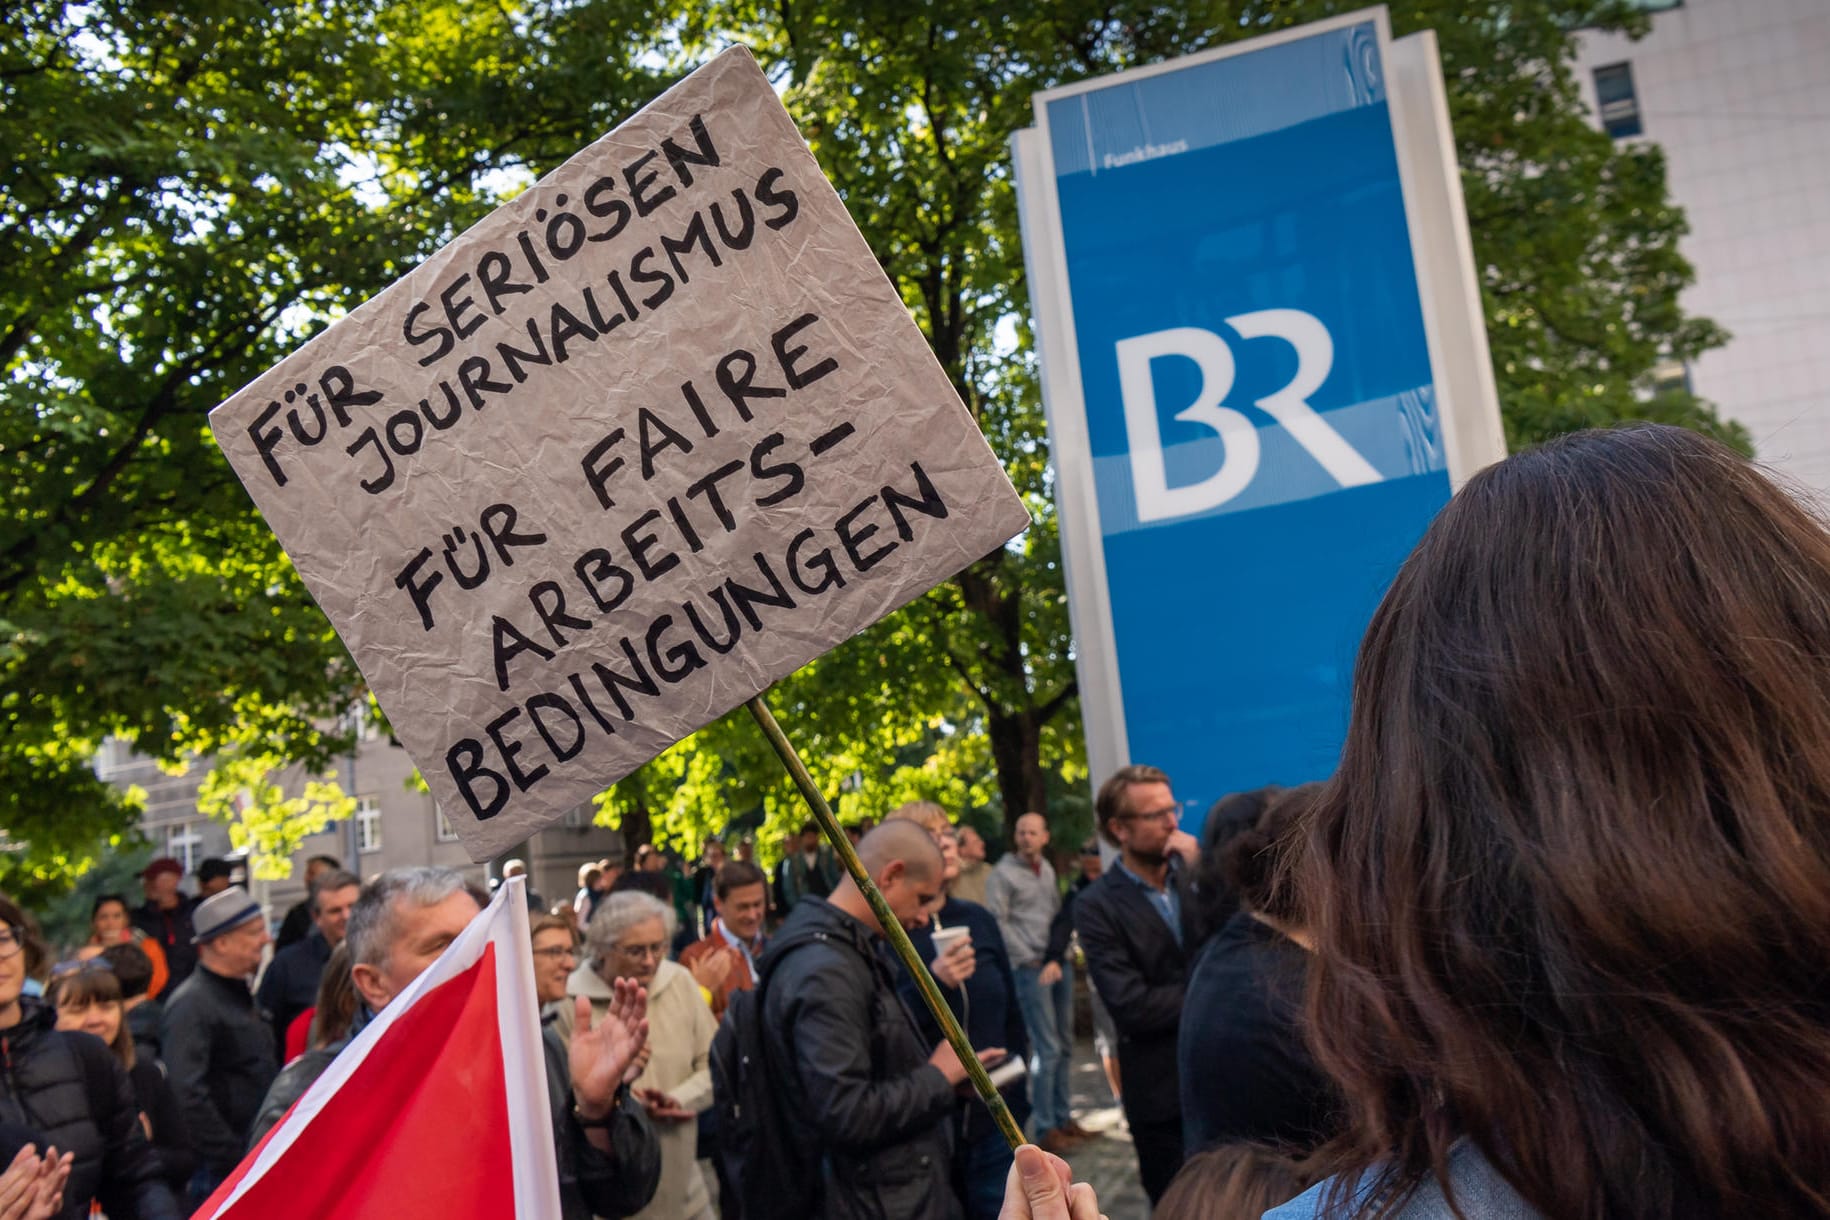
[570,978,649,1120]
[688,946,737,993]
[0,1144,72,1220]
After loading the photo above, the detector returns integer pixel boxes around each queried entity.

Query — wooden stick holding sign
[745,692,1025,1151]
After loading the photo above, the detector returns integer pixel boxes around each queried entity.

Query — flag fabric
[195,878,561,1219]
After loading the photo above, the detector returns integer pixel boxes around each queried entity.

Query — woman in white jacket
[557,891,718,1220]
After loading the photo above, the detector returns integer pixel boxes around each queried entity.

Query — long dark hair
[1302,425,1830,1218]
[308,941,357,1051]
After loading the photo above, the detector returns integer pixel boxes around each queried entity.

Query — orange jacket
[677,926,762,1020]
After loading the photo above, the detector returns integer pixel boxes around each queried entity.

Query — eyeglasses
[1123,806,1179,825]
[611,941,667,962]
[530,946,577,961]
[0,927,24,959]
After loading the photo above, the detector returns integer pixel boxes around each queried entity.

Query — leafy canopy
[1,0,1731,892]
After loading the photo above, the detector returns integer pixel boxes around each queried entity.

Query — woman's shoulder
[650,957,695,997]
[1263,1145,1540,1220]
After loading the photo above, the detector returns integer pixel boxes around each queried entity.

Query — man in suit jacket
[1074,764,1200,1206]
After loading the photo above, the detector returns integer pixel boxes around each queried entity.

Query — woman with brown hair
[48,965,194,1200]
[1177,782,1338,1159]
[1259,424,1830,1218]
[72,896,168,1000]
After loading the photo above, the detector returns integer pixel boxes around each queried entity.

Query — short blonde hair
[885,801,949,836]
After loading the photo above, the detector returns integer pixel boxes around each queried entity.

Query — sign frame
[1012,7,1504,817]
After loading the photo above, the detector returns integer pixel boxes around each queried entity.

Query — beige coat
[558,957,716,1220]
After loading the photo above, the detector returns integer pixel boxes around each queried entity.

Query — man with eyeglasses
[1073,764,1202,1206]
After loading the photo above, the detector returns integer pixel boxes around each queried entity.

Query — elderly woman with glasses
[552,891,716,1220]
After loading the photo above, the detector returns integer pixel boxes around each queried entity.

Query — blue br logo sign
[1116,309,1381,525]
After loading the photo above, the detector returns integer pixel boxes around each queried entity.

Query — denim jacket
[1263,1143,1542,1219]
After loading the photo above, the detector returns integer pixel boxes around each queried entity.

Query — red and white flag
[195,879,560,1218]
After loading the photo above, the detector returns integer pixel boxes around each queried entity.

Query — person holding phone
[889,802,1032,1220]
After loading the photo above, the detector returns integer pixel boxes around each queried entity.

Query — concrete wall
[1573,0,1830,501]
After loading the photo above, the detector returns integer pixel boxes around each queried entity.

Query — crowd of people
[5,424,1830,1219]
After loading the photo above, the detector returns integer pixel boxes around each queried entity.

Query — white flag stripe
[499,881,562,1218]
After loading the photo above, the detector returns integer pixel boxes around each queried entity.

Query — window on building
[356,797,382,854]
[167,822,204,874]
[436,808,460,843]
[1594,62,1642,138]
[93,737,134,778]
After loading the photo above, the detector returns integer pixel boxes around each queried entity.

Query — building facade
[106,726,625,929]
[1573,0,1830,496]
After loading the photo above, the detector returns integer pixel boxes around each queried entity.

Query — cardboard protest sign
[210,46,1031,860]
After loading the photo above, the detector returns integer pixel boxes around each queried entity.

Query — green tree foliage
[0,0,675,896]
[2,0,1733,888]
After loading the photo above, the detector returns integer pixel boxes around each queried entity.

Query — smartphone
[985,1055,1028,1090]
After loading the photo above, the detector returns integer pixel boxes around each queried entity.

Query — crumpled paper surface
[210,47,1031,861]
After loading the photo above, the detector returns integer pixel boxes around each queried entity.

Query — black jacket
[255,929,330,1057]
[128,1058,195,1200]
[1179,912,1340,1155]
[161,964,279,1173]
[542,1019,661,1219]
[1073,859,1198,1125]
[762,897,960,1220]
[131,898,198,993]
[273,899,313,955]
[126,1000,162,1068]
[0,999,180,1220]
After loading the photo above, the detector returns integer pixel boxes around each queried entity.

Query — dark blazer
[1073,859,1198,1125]
[255,928,330,1057]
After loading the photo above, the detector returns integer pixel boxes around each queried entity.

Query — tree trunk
[619,799,653,863]
[987,707,1048,841]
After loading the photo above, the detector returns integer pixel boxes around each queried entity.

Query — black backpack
[710,931,822,1220]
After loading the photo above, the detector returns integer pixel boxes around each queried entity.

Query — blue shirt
[714,918,764,986]
[1114,855,1183,947]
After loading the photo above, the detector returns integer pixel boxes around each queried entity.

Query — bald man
[986,813,1083,1152]
[751,821,1001,1220]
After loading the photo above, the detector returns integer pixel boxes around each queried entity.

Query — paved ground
[1056,1034,1150,1220]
